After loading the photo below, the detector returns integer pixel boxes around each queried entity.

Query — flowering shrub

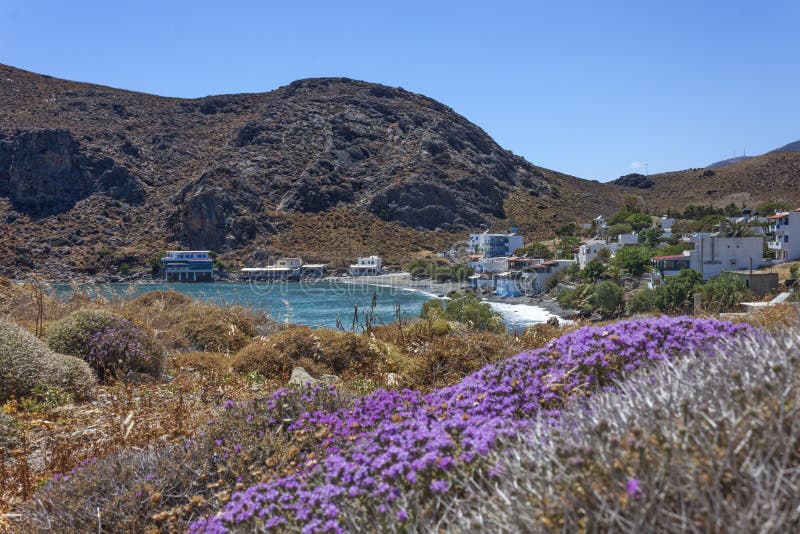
[1,319,95,402]
[445,332,800,532]
[86,321,165,380]
[190,317,751,532]
[46,309,164,381]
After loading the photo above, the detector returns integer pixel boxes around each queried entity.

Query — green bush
[702,272,753,312]
[611,245,653,276]
[654,269,704,314]
[514,243,554,259]
[627,287,656,314]
[558,282,623,318]
[46,309,164,380]
[422,293,504,332]
[1,319,95,402]
[591,281,624,317]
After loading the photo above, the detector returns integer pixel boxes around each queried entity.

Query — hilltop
[611,150,800,212]
[705,139,800,169]
[0,65,621,278]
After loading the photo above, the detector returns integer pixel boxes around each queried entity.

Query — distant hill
[613,151,800,212]
[706,139,800,169]
[772,140,800,152]
[0,64,622,278]
[706,155,752,169]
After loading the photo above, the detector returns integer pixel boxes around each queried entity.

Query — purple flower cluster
[86,321,147,379]
[190,317,751,533]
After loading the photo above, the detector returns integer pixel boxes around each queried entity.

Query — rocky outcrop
[169,168,278,251]
[0,129,144,215]
[612,173,654,189]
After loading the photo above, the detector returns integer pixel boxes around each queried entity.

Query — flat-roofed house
[350,256,382,276]
[161,250,214,282]
[768,209,800,261]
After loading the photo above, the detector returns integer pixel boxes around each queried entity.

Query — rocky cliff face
[168,168,279,251]
[0,129,144,216]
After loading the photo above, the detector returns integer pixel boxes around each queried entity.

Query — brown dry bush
[170,352,232,378]
[404,330,516,391]
[732,302,800,333]
[119,291,275,354]
[517,321,577,351]
[232,327,396,382]
[178,305,258,354]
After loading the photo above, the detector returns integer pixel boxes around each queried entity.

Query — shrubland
[2,279,798,532]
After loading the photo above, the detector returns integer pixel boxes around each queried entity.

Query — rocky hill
[0,64,623,279]
[611,150,800,213]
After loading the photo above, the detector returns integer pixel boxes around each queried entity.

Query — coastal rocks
[0,129,145,215]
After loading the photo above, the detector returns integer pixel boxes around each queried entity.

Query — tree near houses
[611,245,652,276]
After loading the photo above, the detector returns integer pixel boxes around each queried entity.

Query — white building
[495,259,576,297]
[466,255,509,274]
[658,216,676,237]
[350,255,382,276]
[594,215,607,239]
[468,231,524,258]
[577,239,620,269]
[617,232,639,245]
[767,209,800,261]
[687,234,764,280]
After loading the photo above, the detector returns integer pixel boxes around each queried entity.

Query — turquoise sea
[53,281,555,331]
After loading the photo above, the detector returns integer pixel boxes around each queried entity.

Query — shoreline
[29,271,576,325]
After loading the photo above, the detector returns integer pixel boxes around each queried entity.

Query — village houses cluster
[161,206,800,298]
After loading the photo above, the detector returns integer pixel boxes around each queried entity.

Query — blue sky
[1,1,798,181]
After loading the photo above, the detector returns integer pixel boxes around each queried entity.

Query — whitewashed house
[767,209,800,261]
[468,231,524,258]
[350,256,382,276]
[577,239,620,269]
[686,234,763,279]
[466,255,509,274]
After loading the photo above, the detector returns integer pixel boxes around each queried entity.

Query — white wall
[688,235,763,279]
[768,211,800,261]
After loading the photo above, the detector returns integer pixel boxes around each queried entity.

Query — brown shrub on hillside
[232,327,395,382]
[732,302,800,333]
[404,329,515,391]
[170,352,232,378]
[118,291,277,353]
[129,289,192,309]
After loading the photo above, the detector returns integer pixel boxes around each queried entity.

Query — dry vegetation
[2,277,796,532]
[0,280,569,527]
[613,151,800,213]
